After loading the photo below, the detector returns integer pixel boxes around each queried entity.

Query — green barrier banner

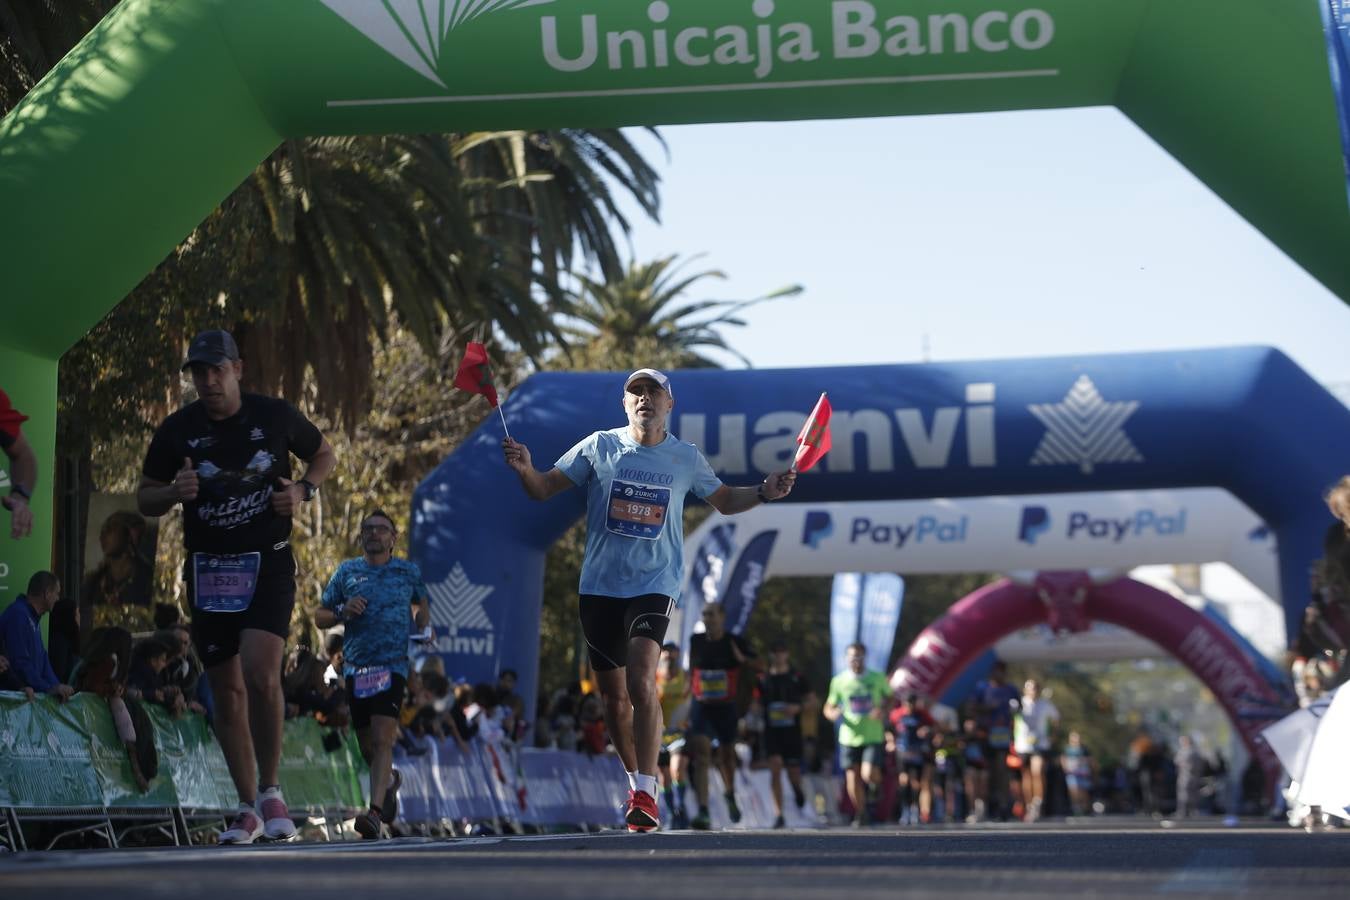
[0,693,363,815]
[71,697,179,810]
[276,716,367,813]
[0,694,104,809]
[144,704,232,813]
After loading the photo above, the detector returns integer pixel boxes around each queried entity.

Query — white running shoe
[258,787,298,841]
[220,803,264,845]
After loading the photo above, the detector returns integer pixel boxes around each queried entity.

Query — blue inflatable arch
[413,345,1348,715]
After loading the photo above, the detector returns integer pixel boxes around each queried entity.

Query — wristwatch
[300,479,318,502]
[756,481,775,503]
[8,483,31,501]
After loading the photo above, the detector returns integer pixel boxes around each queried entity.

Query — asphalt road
[2,822,1347,899]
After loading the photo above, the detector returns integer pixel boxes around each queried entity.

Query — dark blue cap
[182,329,240,370]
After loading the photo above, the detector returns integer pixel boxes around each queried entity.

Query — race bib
[192,552,260,613]
[353,667,393,699]
[848,693,873,716]
[606,479,670,540]
[989,725,1012,749]
[696,669,729,701]
[768,702,795,728]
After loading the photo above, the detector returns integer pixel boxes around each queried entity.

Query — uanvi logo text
[543,2,1056,79]
[680,383,996,474]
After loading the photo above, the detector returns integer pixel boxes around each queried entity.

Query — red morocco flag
[453,341,499,407]
[794,392,832,472]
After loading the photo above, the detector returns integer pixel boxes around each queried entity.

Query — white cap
[623,368,672,397]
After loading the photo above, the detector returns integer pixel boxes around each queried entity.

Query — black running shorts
[578,594,673,671]
[345,673,408,730]
[763,727,804,764]
[840,742,885,770]
[188,549,296,668]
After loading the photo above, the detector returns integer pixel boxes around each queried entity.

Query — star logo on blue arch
[1027,375,1144,475]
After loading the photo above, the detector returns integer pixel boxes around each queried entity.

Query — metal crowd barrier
[1,691,837,849]
[392,738,626,831]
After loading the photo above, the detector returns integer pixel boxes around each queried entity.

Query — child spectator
[128,636,185,716]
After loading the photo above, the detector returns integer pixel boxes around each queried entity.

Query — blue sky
[612,107,1350,392]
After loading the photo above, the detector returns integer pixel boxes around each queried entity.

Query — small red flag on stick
[454,341,511,439]
[793,392,832,472]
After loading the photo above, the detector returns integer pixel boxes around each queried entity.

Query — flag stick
[497,403,512,441]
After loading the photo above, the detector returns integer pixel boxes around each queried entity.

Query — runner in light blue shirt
[503,367,797,833]
[316,509,428,840]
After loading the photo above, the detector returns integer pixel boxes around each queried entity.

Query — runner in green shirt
[824,642,891,827]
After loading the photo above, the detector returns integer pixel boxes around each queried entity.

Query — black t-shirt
[689,632,755,704]
[142,394,322,554]
[756,669,810,729]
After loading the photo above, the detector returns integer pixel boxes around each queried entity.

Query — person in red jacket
[0,387,38,539]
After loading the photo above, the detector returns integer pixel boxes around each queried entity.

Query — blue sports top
[555,428,722,601]
[321,557,428,678]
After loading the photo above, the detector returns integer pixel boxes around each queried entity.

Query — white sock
[635,773,659,800]
[627,770,639,791]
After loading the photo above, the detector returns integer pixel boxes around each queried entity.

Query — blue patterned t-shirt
[321,557,428,678]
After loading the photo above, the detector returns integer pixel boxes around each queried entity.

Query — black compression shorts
[578,593,673,671]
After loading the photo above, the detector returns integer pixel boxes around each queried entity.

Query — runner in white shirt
[1013,678,1059,822]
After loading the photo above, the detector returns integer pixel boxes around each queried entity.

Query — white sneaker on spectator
[220,803,264,845]
[257,787,297,841]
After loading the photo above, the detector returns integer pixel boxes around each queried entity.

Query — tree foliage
[561,254,802,368]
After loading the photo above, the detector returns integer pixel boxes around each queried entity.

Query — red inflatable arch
[890,571,1291,788]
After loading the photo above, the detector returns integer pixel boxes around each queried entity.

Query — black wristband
[300,479,317,501]
[757,482,774,503]
[9,483,31,500]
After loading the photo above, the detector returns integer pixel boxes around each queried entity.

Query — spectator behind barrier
[283,645,347,727]
[468,682,508,744]
[579,690,608,755]
[47,596,81,684]
[323,631,344,688]
[0,571,73,701]
[157,624,207,717]
[128,635,186,716]
[498,669,527,741]
[77,626,157,792]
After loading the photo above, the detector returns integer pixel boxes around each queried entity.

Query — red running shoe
[626,790,660,833]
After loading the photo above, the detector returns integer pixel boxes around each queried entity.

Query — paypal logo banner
[802,510,833,548]
[1019,504,1188,544]
[684,489,1278,604]
[849,515,969,548]
[1019,506,1051,544]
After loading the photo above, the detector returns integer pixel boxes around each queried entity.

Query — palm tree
[0,0,119,114]
[231,128,663,429]
[562,254,803,369]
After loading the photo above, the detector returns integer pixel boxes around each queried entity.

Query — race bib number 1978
[606,479,670,540]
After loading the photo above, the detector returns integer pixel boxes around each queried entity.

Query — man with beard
[317,510,430,839]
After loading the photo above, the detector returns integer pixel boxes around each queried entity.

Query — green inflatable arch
[1,0,1347,592]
